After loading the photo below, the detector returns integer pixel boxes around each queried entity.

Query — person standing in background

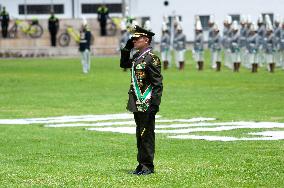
[193,19,204,71]
[208,15,216,69]
[97,4,109,36]
[160,23,171,69]
[230,21,241,72]
[211,24,223,71]
[0,7,10,38]
[246,23,259,73]
[173,23,186,70]
[48,12,59,47]
[79,18,91,74]
[264,23,276,73]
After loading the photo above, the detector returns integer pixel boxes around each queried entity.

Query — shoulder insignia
[152,55,161,67]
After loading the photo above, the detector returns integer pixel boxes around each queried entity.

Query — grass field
[0,51,284,187]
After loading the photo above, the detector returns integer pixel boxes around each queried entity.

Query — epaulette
[147,52,161,67]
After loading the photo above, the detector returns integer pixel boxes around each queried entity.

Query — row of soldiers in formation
[162,14,284,73]
[120,14,284,73]
[119,17,188,70]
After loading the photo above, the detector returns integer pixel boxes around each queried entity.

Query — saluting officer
[120,25,163,175]
[0,7,10,38]
[48,12,59,47]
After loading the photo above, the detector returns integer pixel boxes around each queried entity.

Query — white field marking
[0,113,134,125]
[44,117,214,128]
[87,127,136,134]
[87,121,284,141]
[45,121,136,128]
[169,131,284,141]
[156,117,216,123]
[155,122,284,134]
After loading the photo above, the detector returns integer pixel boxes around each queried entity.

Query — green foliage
[0,54,284,187]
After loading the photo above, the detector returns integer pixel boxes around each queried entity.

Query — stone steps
[0,18,120,57]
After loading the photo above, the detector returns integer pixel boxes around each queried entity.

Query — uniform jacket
[280,29,284,50]
[258,24,266,46]
[194,32,204,51]
[48,16,59,33]
[274,26,281,49]
[246,33,259,54]
[230,32,241,53]
[79,29,91,52]
[160,32,170,51]
[207,26,214,49]
[239,26,248,48]
[211,32,222,51]
[222,26,232,48]
[264,33,276,54]
[120,48,163,112]
[173,32,186,51]
[0,10,9,25]
[97,6,109,23]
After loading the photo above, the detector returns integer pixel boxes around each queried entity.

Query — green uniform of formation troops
[120,25,163,175]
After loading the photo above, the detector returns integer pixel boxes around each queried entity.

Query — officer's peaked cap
[132,25,155,38]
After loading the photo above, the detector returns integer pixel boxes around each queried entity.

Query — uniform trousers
[134,111,155,171]
[248,53,258,65]
[49,31,57,47]
[174,49,185,68]
[161,49,171,65]
[1,24,8,38]
[81,49,91,74]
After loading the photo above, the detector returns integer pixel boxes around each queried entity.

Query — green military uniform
[120,26,163,175]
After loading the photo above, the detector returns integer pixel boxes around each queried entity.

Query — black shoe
[131,165,142,175]
[137,169,154,175]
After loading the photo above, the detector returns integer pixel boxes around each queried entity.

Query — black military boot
[163,61,169,70]
[216,61,221,71]
[132,164,142,175]
[251,64,255,73]
[269,63,275,73]
[198,61,204,70]
[237,62,241,72]
[179,61,185,70]
[233,62,237,72]
[197,61,201,70]
[255,63,258,72]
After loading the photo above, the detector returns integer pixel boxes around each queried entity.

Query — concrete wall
[0,0,122,19]
[1,0,284,41]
